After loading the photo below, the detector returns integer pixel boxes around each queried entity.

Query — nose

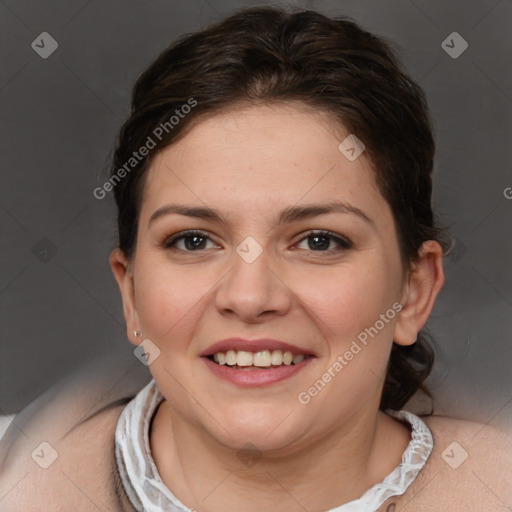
[214,246,292,323]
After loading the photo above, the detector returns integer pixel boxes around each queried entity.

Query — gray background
[1,0,511,430]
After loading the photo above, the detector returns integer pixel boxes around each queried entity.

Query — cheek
[134,263,206,342]
[295,262,398,344]
[294,266,398,413]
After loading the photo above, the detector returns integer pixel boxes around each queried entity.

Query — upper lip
[200,338,315,357]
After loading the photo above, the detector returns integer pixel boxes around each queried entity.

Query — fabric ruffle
[115,379,433,512]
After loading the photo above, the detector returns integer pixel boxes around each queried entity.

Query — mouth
[201,342,316,386]
[200,338,316,386]
[205,349,313,370]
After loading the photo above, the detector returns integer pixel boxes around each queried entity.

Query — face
[111,103,441,453]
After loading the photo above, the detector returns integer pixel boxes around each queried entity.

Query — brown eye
[163,231,216,251]
[295,231,352,253]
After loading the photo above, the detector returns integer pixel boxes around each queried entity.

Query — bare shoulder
[0,355,149,511]
[0,402,130,511]
[392,414,512,511]
[422,413,512,466]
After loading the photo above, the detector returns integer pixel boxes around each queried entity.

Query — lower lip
[202,357,313,387]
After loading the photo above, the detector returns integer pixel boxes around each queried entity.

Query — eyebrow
[148,201,373,227]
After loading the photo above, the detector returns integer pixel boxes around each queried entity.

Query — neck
[149,401,411,512]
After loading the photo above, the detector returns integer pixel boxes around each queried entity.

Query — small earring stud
[134,330,140,338]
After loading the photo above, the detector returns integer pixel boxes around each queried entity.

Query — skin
[1,103,509,512]
[1,393,510,511]
[108,103,445,512]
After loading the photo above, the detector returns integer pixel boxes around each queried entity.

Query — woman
[1,6,510,511]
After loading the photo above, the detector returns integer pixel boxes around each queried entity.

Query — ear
[393,240,445,346]
[109,248,141,347]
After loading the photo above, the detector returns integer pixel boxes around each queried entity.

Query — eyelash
[162,230,352,255]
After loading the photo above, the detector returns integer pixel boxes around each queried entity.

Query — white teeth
[283,351,293,365]
[236,351,253,366]
[271,350,283,366]
[225,349,237,366]
[253,350,272,367]
[210,349,308,368]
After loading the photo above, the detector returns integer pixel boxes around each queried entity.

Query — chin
[207,408,305,453]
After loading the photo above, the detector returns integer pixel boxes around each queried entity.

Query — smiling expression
[113,103,414,451]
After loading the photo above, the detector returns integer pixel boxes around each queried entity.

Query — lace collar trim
[115,379,433,512]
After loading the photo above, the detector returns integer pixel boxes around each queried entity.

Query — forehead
[139,104,386,224]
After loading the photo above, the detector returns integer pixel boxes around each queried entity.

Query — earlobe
[393,241,445,346]
[109,248,140,346]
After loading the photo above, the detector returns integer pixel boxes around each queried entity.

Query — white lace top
[115,379,433,512]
